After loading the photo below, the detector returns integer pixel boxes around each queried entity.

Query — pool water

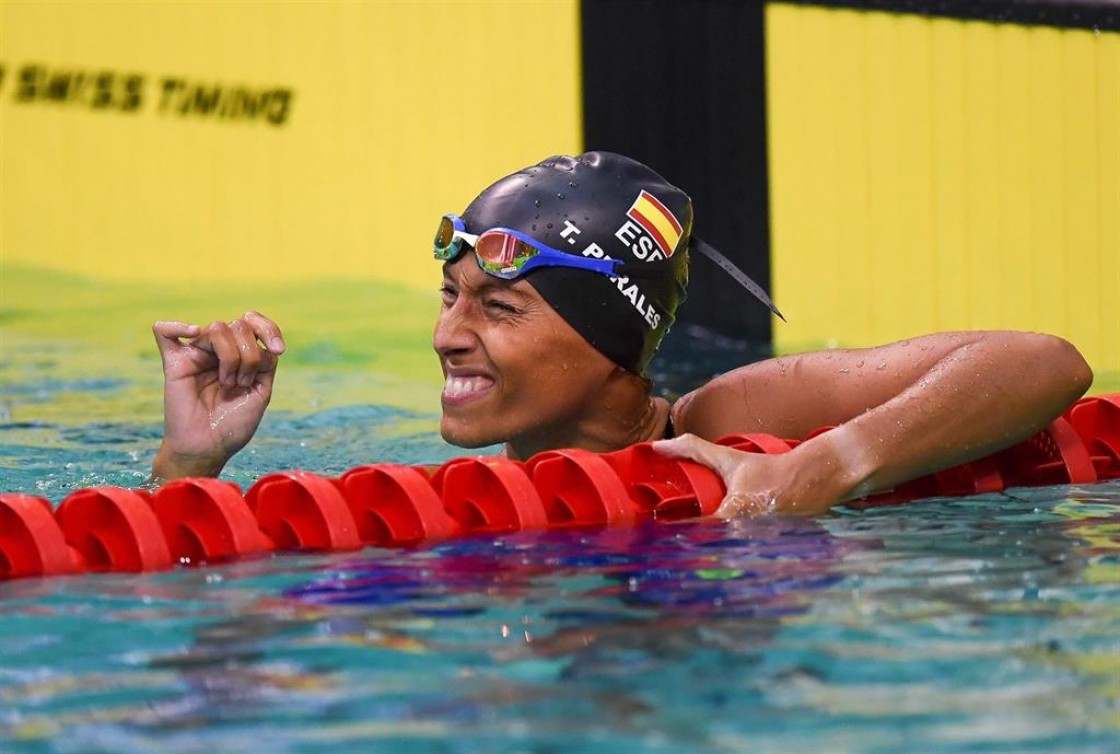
[2,324,1119,753]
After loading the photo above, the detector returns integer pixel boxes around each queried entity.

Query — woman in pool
[149,152,1093,516]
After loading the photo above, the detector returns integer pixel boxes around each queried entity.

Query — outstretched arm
[147,312,285,488]
[659,331,1093,516]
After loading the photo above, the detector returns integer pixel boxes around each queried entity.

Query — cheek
[506,326,611,405]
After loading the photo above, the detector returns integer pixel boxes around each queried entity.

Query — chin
[440,420,502,450]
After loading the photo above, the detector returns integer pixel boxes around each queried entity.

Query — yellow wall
[766,3,1119,373]
[0,0,582,289]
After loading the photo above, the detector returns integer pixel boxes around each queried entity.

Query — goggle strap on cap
[435,214,623,280]
[691,236,785,321]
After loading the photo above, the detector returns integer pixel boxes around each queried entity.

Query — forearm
[797,332,1092,500]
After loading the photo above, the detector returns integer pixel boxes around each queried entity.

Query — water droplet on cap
[534,199,541,208]
[557,193,565,200]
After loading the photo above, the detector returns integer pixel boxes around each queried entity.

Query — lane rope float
[2,394,1117,580]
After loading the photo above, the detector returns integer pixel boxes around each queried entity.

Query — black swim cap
[461,151,691,375]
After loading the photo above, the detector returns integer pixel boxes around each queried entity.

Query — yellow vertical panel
[867,14,936,343]
[961,22,1005,328]
[767,4,834,341]
[993,26,1034,329]
[768,3,1118,375]
[898,16,937,339]
[1062,33,1102,363]
[1025,27,1070,338]
[862,11,903,343]
[1097,35,1120,371]
[928,18,971,329]
[768,5,877,346]
[828,12,874,340]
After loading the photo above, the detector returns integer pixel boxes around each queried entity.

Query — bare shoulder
[671,331,1090,442]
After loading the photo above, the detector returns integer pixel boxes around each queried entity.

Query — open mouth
[441,374,496,406]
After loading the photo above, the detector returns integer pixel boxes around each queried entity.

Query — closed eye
[485,299,519,314]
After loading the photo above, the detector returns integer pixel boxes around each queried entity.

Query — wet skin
[434,253,669,461]
[150,313,285,482]
[150,272,1092,515]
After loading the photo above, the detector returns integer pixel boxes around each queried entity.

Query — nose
[433,298,478,358]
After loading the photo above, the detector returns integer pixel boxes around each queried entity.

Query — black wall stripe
[580,0,772,346]
[778,0,1120,32]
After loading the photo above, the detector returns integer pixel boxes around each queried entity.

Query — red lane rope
[2,394,1117,580]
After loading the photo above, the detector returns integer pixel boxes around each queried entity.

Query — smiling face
[433,254,618,456]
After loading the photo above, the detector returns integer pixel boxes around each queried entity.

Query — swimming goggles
[434,214,622,279]
[433,213,784,319]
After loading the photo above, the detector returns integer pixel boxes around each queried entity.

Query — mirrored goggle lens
[473,232,537,277]
[433,216,460,259]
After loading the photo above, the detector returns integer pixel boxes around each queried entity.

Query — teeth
[444,376,490,396]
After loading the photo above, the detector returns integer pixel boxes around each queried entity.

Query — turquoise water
[2,336,1119,753]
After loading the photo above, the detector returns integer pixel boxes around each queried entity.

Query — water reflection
[2,319,1118,751]
[109,517,862,742]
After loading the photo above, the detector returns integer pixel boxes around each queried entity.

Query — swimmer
[148,152,1093,516]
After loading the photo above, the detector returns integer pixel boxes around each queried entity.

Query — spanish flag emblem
[627,190,683,257]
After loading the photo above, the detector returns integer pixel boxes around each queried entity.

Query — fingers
[159,312,284,389]
[652,434,740,478]
[242,310,286,355]
[653,434,779,518]
[197,323,262,389]
[152,320,201,352]
[226,312,284,386]
[190,322,237,387]
[152,321,203,370]
[253,348,279,400]
[229,319,265,387]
